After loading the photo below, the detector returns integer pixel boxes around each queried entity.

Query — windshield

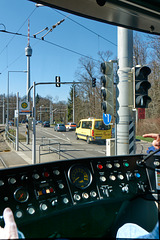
[0,0,158,164]
[94,121,111,130]
[0,1,159,240]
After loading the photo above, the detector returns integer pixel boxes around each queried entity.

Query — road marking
[40,129,70,142]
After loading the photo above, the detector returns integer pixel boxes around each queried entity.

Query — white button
[118,174,124,180]
[100,176,106,182]
[63,198,69,204]
[90,191,97,197]
[74,194,81,201]
[109,175,116,181]
[27,207,35,215]
[8,178,16,184]
[59,183,64,189]
[16,211,23,218]
[53,170,60,175]
[82,192,89,199]
[40,203,48,211]
[106,163,112,168]
[33,173,40,180]
[52,199,57,206]
[0,180,4,186]
[114,163,120,168]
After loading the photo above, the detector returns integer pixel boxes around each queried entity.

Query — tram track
[0,156,8,169]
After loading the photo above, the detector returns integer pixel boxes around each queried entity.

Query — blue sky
[0,0,117,102]
[0,0,148,103]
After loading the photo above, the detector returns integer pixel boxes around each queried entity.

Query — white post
[3,95,5,125]
[73,85,75,122]
[117,27,133,155]
[16,92,19,151]
[32,81,36,164]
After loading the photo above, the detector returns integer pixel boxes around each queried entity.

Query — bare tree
[133,33,148,66]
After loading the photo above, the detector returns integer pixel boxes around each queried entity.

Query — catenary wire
[53,9,117,47]
[0,30,100,74]
[0,6,37,57]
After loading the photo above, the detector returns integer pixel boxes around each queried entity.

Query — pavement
[0,125,31,168]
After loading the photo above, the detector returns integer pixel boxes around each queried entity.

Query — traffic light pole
[27,80,88,164]
[117,27,134,155]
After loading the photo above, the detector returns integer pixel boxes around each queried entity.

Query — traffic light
[133,66,151,108]
[100,61,114,115]
[92,78,96,87]
[55,76,61,87]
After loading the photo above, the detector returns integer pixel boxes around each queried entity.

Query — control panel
[0,154,159,237]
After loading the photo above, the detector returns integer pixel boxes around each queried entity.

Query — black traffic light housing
[100,61,114,115]
[55,76,61,87]
[134,66,151,108]
[92,78,96,87]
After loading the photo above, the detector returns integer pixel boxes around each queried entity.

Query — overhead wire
[53,8,117,47]
[0,4,115,73]
[0,30,100,74]
[0,6,37,56]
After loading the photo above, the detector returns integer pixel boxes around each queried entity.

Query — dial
[68,165,92,189]
[14,187,29,203]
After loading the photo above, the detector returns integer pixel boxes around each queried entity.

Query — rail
[5,128,16,150]
[0,156,8,168]
[39,142,61,163]
[38,137,75,163]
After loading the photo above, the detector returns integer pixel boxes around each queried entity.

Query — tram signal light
[133,66,151,108]
[100,61,114,115]
[55,76,61,87]
[92,78,96,87]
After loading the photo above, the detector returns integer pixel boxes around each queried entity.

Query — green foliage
[136,136,153,142]
[36,94,40,104]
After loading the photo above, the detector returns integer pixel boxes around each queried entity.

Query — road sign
[138,108,145,119]
[103,113,112,125]
[14,110,18,118]
[19,101,31,115]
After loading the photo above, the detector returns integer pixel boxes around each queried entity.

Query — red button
[43,172,49,177]
[50,187,54,193]
[97,164,103,170]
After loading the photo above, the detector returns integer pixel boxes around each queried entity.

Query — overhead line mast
[25,19,32,102]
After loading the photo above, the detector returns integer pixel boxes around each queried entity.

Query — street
[17,124,151,164]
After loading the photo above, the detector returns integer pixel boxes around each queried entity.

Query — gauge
[14,187,29,203]
[68,165,92,189]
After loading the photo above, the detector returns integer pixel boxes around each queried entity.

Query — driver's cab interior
[0,0,159,238]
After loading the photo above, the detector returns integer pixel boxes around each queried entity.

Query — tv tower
[25,19,32,102]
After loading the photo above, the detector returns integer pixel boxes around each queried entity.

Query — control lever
[137,182,145,192]
[137,148,160,167]
[119,183,129,193]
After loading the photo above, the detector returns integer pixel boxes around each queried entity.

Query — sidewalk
[0,125,32,168]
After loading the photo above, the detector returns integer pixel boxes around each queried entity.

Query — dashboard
[0,154,159,238]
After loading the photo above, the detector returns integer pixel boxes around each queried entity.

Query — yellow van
[75,118,112,144]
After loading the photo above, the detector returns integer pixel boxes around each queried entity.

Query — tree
[133,33,148,66]
[35,93,40,104]
[97,50,113,62]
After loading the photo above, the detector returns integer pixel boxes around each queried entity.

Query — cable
[53,9,117,47]
[0,30,100,74]
[137,149,160,172]
[0,7,37,57]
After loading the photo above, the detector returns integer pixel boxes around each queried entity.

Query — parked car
[54,123,66,132]
[43,121,50,127]
[65,122,77,131]
[37,120,42,124]
[147,146,160,155]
